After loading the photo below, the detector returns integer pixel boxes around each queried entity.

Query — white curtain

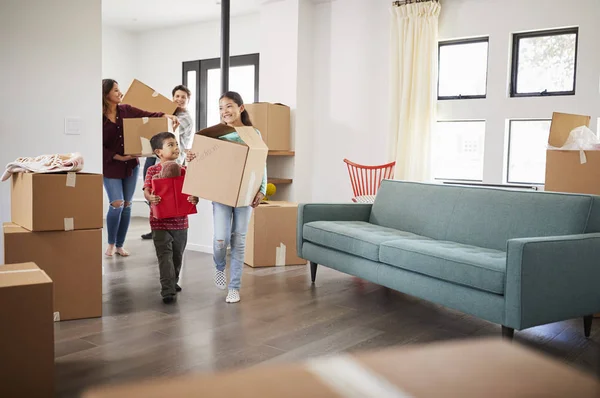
[389,1,441,182]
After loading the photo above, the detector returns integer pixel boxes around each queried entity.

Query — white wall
[0,0,102,259]
[310,0,391,203]
[102,26,138,91]
[133,13,261,252]
[438,0,600,184]
[136,13,260,97]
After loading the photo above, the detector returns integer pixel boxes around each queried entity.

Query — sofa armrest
[505,233,600,330]
[297,203,372,257]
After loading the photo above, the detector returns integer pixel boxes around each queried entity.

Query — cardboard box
[544,112,598,194]
[245,201,306,267]
[0,262,54,398]
[244,103,291,150]
[183,124,268,207]
[82,339,600,398]
[3,223,102,321]
[122,79,178,115]
[11,172,103,232]
[123,117,174,156]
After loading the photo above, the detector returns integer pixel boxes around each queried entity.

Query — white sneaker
[225,289,240,303]
[214,269,226,290]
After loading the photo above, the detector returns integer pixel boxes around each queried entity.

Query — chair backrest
[343,159,396,198]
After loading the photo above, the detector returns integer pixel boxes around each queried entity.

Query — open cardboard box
[122,79,178,115]
[123,117,174,156]
[544,112,597,195]
[183,124,268,207]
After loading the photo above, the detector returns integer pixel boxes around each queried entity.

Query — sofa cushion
[370,180,595,251]
[303,221,430,262]
[379,239,506,294]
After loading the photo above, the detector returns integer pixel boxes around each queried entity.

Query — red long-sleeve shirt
[102,104,164,179]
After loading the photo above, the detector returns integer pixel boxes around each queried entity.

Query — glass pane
[507,120,551,184]
[206,65,255,127]
[433,121,485,181]
[186,70,197,133]
[438,40,488,97]
[516,33,577,93]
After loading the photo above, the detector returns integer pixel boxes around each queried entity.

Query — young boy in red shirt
[144,132,198,304]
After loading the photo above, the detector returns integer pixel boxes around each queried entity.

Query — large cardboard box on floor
[82,339,600,398]
[244,103,291,150]
[124,117,175,156]
[3,223,102,321]
[122,79,178,115]
[544,112,599,194]
[245,201,306,267]
[11,172,103,232]
[183,124,268,207]
[0,262,54,398]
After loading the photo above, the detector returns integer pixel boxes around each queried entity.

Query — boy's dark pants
[152,229,188,297]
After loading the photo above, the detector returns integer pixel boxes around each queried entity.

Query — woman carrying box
[187,91,267,303]
[102,79,178,258]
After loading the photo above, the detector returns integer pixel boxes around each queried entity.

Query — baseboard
[187,243,213,253]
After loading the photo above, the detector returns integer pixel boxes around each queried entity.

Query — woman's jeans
[212,202,253,290]
[103,166,139,247]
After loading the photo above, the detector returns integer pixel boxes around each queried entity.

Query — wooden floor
[55,218,600,397]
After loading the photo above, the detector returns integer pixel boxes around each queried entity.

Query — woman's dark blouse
[103,104,164,179]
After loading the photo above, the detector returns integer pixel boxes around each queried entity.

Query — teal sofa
[297,180,600,339]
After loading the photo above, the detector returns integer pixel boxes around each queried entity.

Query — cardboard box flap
[3,222,28,234]
[122,79,178,115]
[548,112,592,148]
[0,262,52,288]
[236,126,268,149]
[197,123,236,139]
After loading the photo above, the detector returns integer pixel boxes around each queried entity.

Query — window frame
[433,119,486,182]
[182,53,260,130]
[506,118,551,185]
[510,27,579,98]
[437,36,489,101]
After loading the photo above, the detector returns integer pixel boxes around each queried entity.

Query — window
[510,27,578,97]
[438,37,489,99]
[433,121,485,181]
[183,53,259,130]
[507,119,551,185]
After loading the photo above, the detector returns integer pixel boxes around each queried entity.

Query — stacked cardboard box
[3,172,103,321]
[244,103,291,150]
[245,201,306,267]
[121,79,178,157]
[544,112,598,195]
[0,262,54,398]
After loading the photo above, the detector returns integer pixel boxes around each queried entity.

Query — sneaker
[162,295,176,304]
[175,284,182,292]
[141,232,152,240]
[226,289,240,303]
[214,269,226,290]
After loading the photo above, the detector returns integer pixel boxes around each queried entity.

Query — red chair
[343,159,396,203]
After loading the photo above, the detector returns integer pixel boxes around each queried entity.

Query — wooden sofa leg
[502,326,514,341]
[310,262,318,283]
[584,315,593,338]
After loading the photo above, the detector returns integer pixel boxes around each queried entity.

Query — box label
[64,218,74,231]
[66,172,77,187]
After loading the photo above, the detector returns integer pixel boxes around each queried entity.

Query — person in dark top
[102,78,178,258]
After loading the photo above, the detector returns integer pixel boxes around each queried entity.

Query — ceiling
[102,0,260,32]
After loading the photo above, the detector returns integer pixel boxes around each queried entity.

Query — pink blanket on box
[1,152,84,182]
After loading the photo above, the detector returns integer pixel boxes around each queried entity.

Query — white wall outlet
[65,117,82,135]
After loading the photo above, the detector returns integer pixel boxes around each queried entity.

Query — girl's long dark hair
[102,79,118,116]
[219,91,252,126]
